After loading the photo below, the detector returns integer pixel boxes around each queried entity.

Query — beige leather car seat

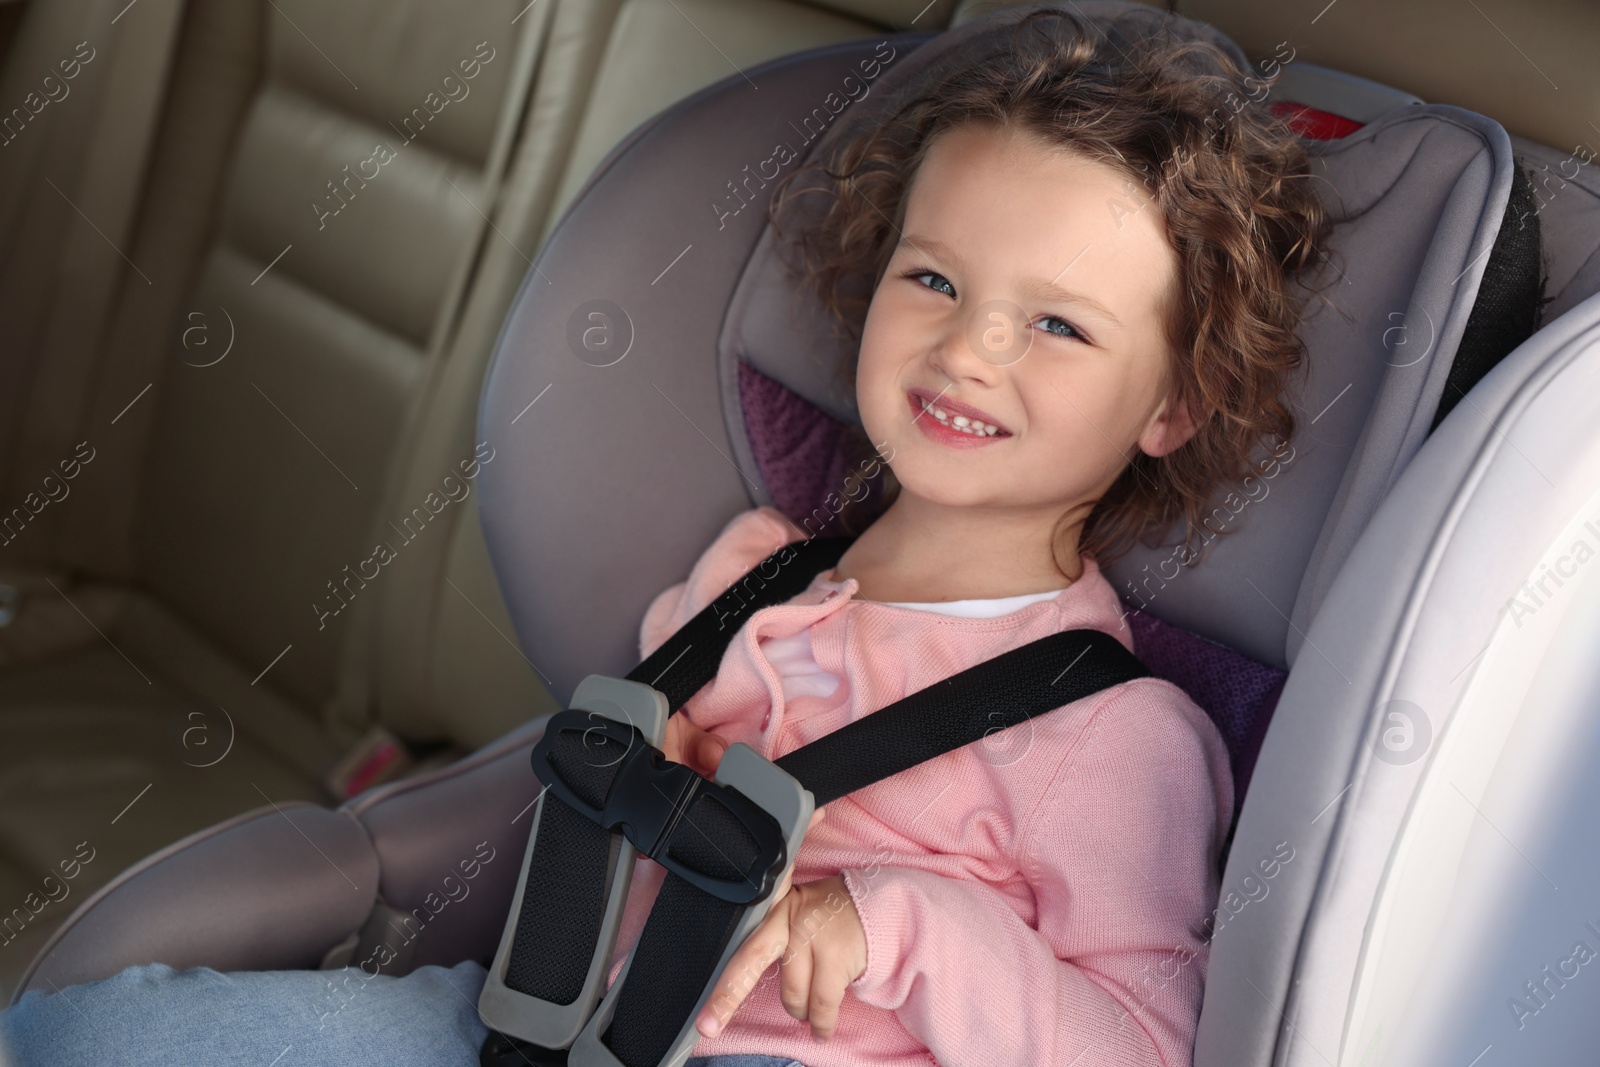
[0,0,957,997]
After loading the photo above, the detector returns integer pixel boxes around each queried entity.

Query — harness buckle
[531,707,788,905]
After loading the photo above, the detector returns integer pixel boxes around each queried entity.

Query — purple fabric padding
[737,359,863,521]
[1125,607,1287,814]
[1232,675,1287,811]
[736,357,1284,810]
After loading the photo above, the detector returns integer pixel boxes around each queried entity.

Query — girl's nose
[965,298,1034,368]
[929,297,1029,381]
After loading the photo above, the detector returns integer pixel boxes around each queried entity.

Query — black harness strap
[495,535,855,1009]
[778,628,1146,806]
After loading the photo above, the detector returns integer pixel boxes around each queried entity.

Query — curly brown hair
[766,4,1332,574]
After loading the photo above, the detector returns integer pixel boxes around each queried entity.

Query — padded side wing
[1197,294,1600,1066]
[10,803,378,1003]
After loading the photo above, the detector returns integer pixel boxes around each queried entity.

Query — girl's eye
[904,268,955,297]
[901,268,1091,345]
[1036,315,1088,344]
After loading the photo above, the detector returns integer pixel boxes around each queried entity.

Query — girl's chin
[890,469,1006,505]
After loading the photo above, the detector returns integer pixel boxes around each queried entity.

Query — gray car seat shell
[12,712,552,994]
[12,5,1596,1067]
[1211,291,1600,1067]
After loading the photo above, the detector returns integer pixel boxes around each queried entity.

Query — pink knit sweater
[603,507,1233,1067]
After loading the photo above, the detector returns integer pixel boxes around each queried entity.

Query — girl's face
[856,122,1200,526]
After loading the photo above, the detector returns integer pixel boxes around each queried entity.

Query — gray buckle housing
[477,674,670,1049]
[569,740,814,1067]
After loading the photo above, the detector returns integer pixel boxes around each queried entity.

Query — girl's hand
[695,811,867,1043]
[660,713,729,779]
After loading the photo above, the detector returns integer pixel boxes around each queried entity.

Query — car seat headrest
[476,0,1521,707]
[1106,105,1518,670]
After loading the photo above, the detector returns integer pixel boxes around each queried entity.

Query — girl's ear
[1138,386,1209,459]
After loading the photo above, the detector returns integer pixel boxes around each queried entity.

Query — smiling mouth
[912,393,1011,437]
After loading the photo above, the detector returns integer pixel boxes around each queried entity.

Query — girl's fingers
[663,716,719,777]
[696,730,729,776]
[806,955,852,1041]
[697,902,789,1037]
[778,921,814,1020]
[660,715,689,767]
[693,808,827,1038]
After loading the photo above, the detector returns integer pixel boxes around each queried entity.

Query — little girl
[0,6,1327,1066]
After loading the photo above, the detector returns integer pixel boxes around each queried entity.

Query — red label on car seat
[1271,101,1365,140]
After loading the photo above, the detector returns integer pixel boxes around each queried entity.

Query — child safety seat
[474,533,1149,1067]
[17,3,1600,1067]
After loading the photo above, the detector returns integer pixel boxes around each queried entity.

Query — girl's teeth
[920,396,1003,436]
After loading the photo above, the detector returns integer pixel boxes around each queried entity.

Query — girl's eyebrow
[901,233,1123,328]
[1020,276,1123,328]
[899,233,956,264]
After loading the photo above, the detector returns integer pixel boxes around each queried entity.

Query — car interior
[1,0,1598,1065]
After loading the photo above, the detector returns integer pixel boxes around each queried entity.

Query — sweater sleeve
[838,681,1232,1067]
[638,505,804,661]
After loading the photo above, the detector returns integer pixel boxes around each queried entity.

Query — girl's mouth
[907,391,1011,449]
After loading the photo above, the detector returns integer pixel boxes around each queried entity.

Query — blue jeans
[0,959,807,1067]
